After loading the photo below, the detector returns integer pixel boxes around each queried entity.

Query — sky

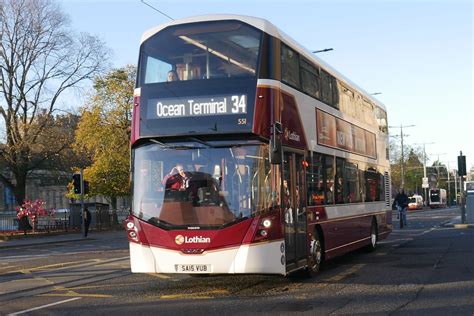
[59,0,473,171]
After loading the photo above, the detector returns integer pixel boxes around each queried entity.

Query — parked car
[408,195,424,210]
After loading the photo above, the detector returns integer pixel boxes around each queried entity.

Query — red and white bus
[124,15,392,276]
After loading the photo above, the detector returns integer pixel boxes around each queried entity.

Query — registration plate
[175,264,211,273]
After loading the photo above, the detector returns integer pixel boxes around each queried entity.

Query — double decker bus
[429,188,447,208]
[124,15,392,276]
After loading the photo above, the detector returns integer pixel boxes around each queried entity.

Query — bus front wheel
[306,230,323,277]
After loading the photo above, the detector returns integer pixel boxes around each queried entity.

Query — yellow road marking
[38,286,113,298]
[161,295,213,299]
[147,273,171,279]
[0,260,98,276]
[69,282,150,290]
[0,258,125,276]
[99,263,129,268]
[160,289,229,299]
[30,260,98,271]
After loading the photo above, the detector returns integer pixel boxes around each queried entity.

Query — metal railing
[0,216,18,231]
[0,208,130,233]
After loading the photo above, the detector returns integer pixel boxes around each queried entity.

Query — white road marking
[7,297,81,315]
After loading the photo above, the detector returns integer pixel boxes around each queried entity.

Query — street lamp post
[454,168,458,204]
[413,142,434,204]
[389,124,415,189]
[444,161,459,205]
[433,152,447,188]
[312,48,334,53]
[422,145,429,204]
[447,161,451,207]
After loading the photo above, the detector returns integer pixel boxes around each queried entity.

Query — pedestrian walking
[18,214,32,235]
[83,207,91,237]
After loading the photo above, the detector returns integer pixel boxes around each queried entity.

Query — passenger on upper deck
[167,70,180,82]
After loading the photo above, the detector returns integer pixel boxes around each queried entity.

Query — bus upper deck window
[139,21,262,84]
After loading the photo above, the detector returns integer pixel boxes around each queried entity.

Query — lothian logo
[175,234,211,245]
[175,235,185,245]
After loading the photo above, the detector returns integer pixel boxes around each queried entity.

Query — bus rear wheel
[306,231,323,277]
[366,219,378,252]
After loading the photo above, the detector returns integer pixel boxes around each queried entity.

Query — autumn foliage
[16,199,55,232]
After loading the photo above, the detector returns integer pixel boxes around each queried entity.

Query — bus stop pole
[80,168,85,236]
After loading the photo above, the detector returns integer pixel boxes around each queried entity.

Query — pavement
[0,229,126,249]
[441,215,474,228]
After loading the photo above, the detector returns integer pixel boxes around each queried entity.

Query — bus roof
[140,14,386,112]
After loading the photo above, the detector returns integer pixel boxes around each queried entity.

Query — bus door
[283,151,308,271]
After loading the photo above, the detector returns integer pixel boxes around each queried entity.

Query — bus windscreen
[139,21,262,84]
[132,141,272,229]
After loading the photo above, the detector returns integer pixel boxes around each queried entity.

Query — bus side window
[144,56,172,84]
[335,158,344,204]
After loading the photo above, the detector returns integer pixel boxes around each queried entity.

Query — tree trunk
[111,196,119,225]
[12,173,27,205]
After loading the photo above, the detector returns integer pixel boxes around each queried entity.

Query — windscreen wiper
[150,139,201,150]
[222,216,248,228]
[188,137,216,148]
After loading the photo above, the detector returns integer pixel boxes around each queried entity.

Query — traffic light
[458,153,466,177]
[72,173,81,194]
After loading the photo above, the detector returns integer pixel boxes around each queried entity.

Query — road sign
[422,177,429,188]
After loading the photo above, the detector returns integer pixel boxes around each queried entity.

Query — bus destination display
[147,94,247,119]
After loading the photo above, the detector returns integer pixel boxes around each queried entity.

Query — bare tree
[0,0,110,204]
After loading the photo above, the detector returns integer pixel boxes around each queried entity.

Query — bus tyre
[366,219,378,252]
[306,231,323,277]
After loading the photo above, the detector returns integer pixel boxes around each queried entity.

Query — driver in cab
[162,163,191,190]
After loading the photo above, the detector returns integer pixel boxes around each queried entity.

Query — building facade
[0,170,130,213]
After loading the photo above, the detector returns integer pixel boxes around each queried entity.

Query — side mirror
[269,122,282,165]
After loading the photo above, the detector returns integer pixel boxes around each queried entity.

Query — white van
[408,195,423,210]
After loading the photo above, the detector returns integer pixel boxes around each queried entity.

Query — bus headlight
[262,219,271,228]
